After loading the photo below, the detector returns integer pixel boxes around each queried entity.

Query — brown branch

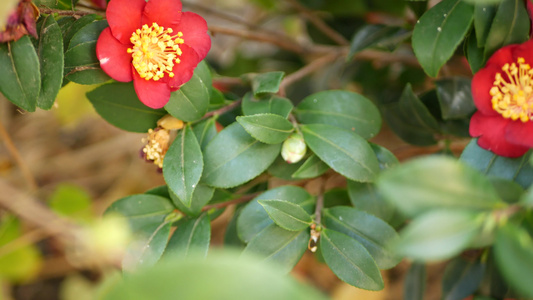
[313,177,326,225]
[0,120,37,191]
[201,99,242,120]
[202,193,259,211]
[38,7,104,17]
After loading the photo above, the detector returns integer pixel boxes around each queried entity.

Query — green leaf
[61,14,98,51]
[247,71,285,96]
[0,36,40,111]
[412,0,474,77]
[105,194,175,232]
[474,3,497,47]
[202,122,281,188]
[348,24,410,60]
[370,143,399,170]
[103,250,328,300]
[258,200,312,231]
[347,180,395,223]
[268,155,305,180]
[377,156,505,217]
[64,20,110,85]
[165,214,211,259]
[169,184,214,216]
[224,207,246,248]
[87,82,167,133]
[33,0,78,10]
[237,186,314,243]
[291,154,329,179]
[242,93,294,118]
[442,257,485,300]
[165,62,211,122]
[490,178,524,203]
[322,188,351,208]
[192,117,217,150]
[381,84,441,146]
[435,77,476,119]
[123,222,171,271]
[395,210,484,261]
[460,140,533,189]
[242,224,309,273]
[483,0,530,59]
[494,224,533,298]
[237,114,294,144]
[323,207,400,269]
[404,263,426,300]
[35,15,64,110]
[464,29,486,74]
[320,228,384,290]
[163,125,203,207]
[295,90,381,140]
[301,124,380,182]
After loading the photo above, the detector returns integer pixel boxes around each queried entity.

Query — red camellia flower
[96,0,211,108]
[470,40,533,157]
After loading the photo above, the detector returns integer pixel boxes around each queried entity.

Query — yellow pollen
[491,57,533,123]
[127,22,184,81]
[142,128,170,168]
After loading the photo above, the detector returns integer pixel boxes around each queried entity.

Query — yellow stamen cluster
[142,128,170,168]
[127,23,184,81]
[490,57,533,122]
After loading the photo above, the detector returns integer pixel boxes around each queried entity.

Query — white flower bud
[281,133,306,164]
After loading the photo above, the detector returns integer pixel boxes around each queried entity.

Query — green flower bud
[281,133,306,164]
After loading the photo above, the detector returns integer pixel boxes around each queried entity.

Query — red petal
[142,0,182,29]
[505,120,533,148]
[133,66,171,109]
[471,64,500,116]
[469,111,529,157]
[96,28,133,82]
[174,12,211,60]
[485,44,516,67]
[167,44,199,88]
[513,39,533,64]
[107,0,145,44]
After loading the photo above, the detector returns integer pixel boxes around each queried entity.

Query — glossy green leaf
[259,200,312,231]
[404,263,426,300]
[323,207,400,269]
[412,0,474,77]
[442,257,485,300]
[370,143,399,170]
[395,210,484,261]
[348,24,410,60]
[224,208,246,248]
[163,126,203,207]
[494,224,533,298]
[64,20,110,85]
[268,155,305,180]
[291,154,329,179]
[169,184,214,216]
[0,36,40,111]
[460,140,533,189]
[35,15,64,110]
[61,14,98,51]
[435,77,476,119]
[87,82,167,132]
[377,156,505,217]
[165,214,211,259]
[381,84,440,146]
[483,0,530,59]
[474,3,497,47]
[295,90,382,140]
[237,186,314,243]
[322,188,351,208]
[202,122,281,188]
[321,228,384,290]
[192,117,217,150]
[347,180,395,223]
[242,93,294,118]
[105,194,175,232]
[248,71,285,96]
[465,29,486,74]
[104,250,327,300]
[165,63,211,122]
[301,124,380,182]
[242,224,309,273]
[123,222,171,271]
[237,114,294,144]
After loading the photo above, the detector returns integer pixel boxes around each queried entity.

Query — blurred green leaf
[321,228,384,290]
[0,36,40,112]
[242,224,309,273]
[494,224,533,298]
[442,257,485,300]
[348,24,410,60]
[48,184,92,222]
[259,200,312,231]
[377,156,505,217]
[242,93,293,118]
[323,207,400,269]
[163,125,203,207]
[464,29,486,74]
[237,114,294,144]
[435,77,475,119]
[295,90,382,140]
[322,188,351,208]
[202,122,281,188]
[370,143,399,170]
[412,0,474,77]
[87,82,166,132]
[347,180,396,224]
[490,178,524,203]
[35,15,64,110]
[301,124,380,182]
[404,263,426,300]
[165,214,210,259]
[268,155,305,180]
[168,185,214,216]
[246,71,285,96]
[474,3,497,47]
[123,222,171,271]
[291,154,329,179]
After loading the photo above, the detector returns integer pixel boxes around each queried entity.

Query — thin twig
[0,120,38,191]
[38,7,104,17]
[201,99,242,120]
[314,177,326,225]
[202,193,260,211]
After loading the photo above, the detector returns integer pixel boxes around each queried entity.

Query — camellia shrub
[0,0,532,299]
